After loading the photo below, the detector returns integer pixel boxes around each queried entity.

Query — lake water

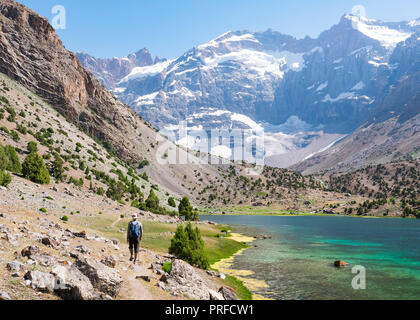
[201,215,420,300]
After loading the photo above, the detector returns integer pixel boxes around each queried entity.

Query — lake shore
[211,231,273,300]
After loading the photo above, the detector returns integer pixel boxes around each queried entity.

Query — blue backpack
[129,221,139,239]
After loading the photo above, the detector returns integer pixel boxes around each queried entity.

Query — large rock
[334,260,349,267]
[0,292,11,300]
[21,245,40,258]
[24,271,55,293]
[6,261,25,273]
[165,259,210,300]
[51,265,95,300]
[209,289,225,300]
[219,286,239,300]
[73,257,122,297]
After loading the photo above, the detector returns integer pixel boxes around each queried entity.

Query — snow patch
[347,15,412,48]
[316,82,328,92]
[351,81,365,91]
[119,60,173,83]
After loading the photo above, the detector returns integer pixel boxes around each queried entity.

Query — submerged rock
[334,260,349,267]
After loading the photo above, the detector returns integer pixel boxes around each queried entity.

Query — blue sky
[18,0,420,59]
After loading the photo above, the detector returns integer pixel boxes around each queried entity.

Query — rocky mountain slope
[79,14,419,169]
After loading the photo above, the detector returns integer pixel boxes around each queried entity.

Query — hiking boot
[129,256,133,262]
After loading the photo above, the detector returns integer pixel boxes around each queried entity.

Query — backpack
[129,221,140,239]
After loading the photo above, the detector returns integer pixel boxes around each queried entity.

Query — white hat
[132,214,138,218]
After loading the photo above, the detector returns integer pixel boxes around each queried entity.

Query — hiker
[127,214,143,264]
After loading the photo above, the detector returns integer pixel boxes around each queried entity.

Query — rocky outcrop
[73,257,123,297]
[164,259,210,300]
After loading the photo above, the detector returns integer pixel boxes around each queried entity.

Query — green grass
[223,275,253,301]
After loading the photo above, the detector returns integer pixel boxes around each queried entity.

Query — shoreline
[201,212,416,220]
[211,232,273,300]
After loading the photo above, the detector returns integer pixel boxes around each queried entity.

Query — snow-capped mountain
[78,14,419,168]
[76,48,163,88]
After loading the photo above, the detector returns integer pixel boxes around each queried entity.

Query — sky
[18,0,420,59]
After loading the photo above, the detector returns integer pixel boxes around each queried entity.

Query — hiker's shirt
[127,221,143,240]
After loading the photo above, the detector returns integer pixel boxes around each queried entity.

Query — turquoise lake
[201,215,420,300]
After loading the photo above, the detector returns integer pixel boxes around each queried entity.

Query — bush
[39,208,47,213]
[22,152,50,184]
[178,197,198,221]
[4,145,21,173]
[169,223,209,269]
[146,189,160,211]
[168,197,176,208]
[162,262,172,274]
[49,154,64,181]
[27,141,38,153]
[0,170,12,187]
[61,216,69,222]
[106,180,126,201]
[0,145,10,171]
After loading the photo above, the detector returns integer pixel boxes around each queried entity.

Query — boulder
[219,286,239,300]
[101,256,117,268]
[6,261,25,273]
[165,259,210,300]
[73,257,123,297]
[21,245,40,258]
[24,270,55,293]
[0,292,11,300]
[209,289,225,300]
[334,261,349,267]
[136,275,151,282]
[73,231,87,239]
[41,237,58,248]
[75,245,90,255]
[51,265,95,300]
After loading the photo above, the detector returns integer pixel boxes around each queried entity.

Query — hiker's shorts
[129,238,140,254]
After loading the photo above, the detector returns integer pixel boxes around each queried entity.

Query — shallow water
[202,215,420,300]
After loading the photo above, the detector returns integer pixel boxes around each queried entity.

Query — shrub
[39,208,47,213]
[4,145,21,173]
[168,197,176,208]
[106,181,126,201]
[169,223,209,269]
[22,152,50,184]
[162,262,172,274]
[49,154,64,181]
[131,199,140,208]
[138,159,149,169]
[27,141,38,153]
[0,145,10,171]
[61,216,69,222]
[146,189,160,211]
[0,170,12,187]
